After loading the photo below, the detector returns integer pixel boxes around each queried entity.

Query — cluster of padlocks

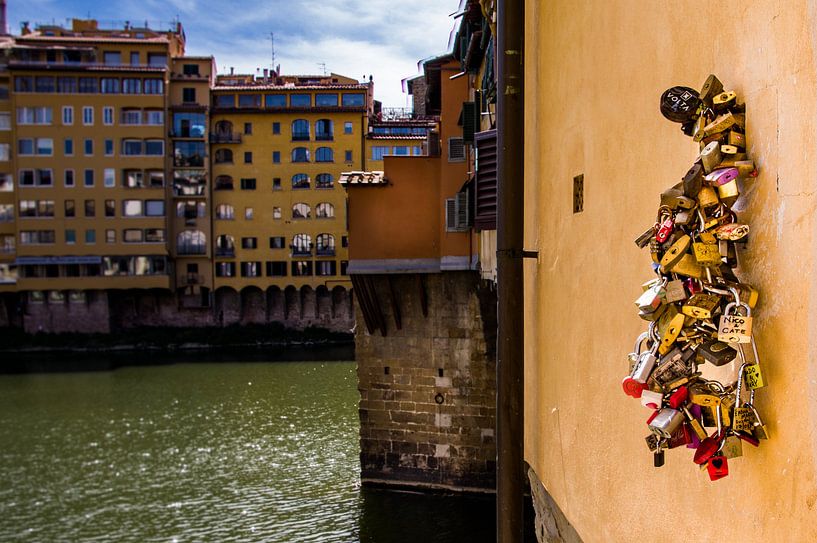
[624,75,767,481]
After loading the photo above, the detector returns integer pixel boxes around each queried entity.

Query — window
[64,200,75,218]
[241,237,258,249]
[215,175,233,190]
[172,113,206,137]
[215,94,235,107]
[291,261,313,276]
[316,233,335,256]
[147,229,166,243]
[17,107,52,125]
[265,94,285,107]
[215,262,236,277]
[272,122,280,134]
[0,144,7,161]
[240,261,262,277]
[15,76,33,92]
[105,139,114,156]
[394,146,409,156]
[85,229,96,244]
[316,260,337,276]
[244,207,254,220]
[145,110,163,125]
[147,53,167,67]
[19,169,53,187]
[82,106,93,125]
[291,94,311,107]
[216,235,235,257]
[413,146,423,155]
[62,106,73,125]
[104,169,115,188]
[315,93,338,107]
[344,122,353,134]
[0,204,13,222]
[57,77,77,93]
[35,77,55,93]
[65,229,76,244]
[123,229,143,243]
[18,200,54,218]
[342,236,349,248]
[103,51,121,65]
[316,147,333,162]
[292,174,310,190]
[182,88,196,103]
[371,146,389,160]
[315,119,333,140]
[183,64,200,75]
[122,78,142,94]
[101,78,120,94]
[342,93,365,107]
[105,200,115,217]
[122,200,142,217]
[122,139,142,156]
[145,140,164,156]
[448,137,465,162]
[273,207,281,219]
[19,231,55,245]
[148,171,164,187]
[238,94,261,108]
[292,203,311,219]
[177,231,206,255]
[78,77,98,94]
[316,202,335,218]
[143,79,164,94]
[103,107,114,125]
[64,138,73,156]
[345,150,353,162]
[174,141,205,167]
[244,122,252,135]
[240,178,256,190]
[145,200,165,216]
[17,139,33,155]
[84,169,94,187]
[244,151,253,164]
[266,261,287,277]
[124,170,144,188]
[121,109,141,125]
[176,201,205,219]
[130,52,140,65]
[272,151,280,163]
[106,229,116,243]
[64,170,74,187]
[84,139,93,156]
[30,139,53,156]
[84,199,95,217]
[272,178,282,190]
[292,119,310,141]
[0,113,8,132]
[215,148,233,164]
[269,236,285,249]
[215,204,234,220]
[315,173,333,189]
[292,147,309,162]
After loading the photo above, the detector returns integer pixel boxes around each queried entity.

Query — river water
[0,355,498,542]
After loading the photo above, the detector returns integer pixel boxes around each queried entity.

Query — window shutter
[448,137,465,162]
[456,191,470,229]
[462,101,477,143]
[445,198,457,231]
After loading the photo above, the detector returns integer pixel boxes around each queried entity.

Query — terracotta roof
[339,171,387,186]
[367,135,427,140]
[17,35,170,45]
[212,84,367,91]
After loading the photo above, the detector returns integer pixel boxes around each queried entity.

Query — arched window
[291,233,312,255]
[316,233,335,255]
[215,234,235,256]
[315,119,333,141]
[177,230,206,255]
[176,201,205,219]
[215,120,233,135]
[214,148,233,164]
[315,147,333,162]
[315,173,333,189]
[292,119,310,141]
[292,173,310,190]
[215,204,234,220]
[292,203,311,219]
[214,175,233,190]
[292,147,309,162]
[315,202,334,218]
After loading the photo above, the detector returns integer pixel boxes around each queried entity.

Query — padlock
[651,346,696,388]
[667,423,692,449]
[659,234,690,272]
[681,405,708,441]
[720,435,743,459]
[699,74,724,107]
[660,86,701,124]
[716,179,739,206]
[649,239,662,264]
[635,281,665,312]
[712,90,737,111]
[735,160,758,178]
[682,162,704,197]
[692,242,722,266]
[696,339,736,367]
[690,390,721,409]
[697,186,720,208]
[657,307,686,355]
[654,447,665,468]
[669,253,704,279]
[639,303,668,322]
[701,112,743,139]
[667,385,688,409]
[730,283,759,309]
[693,430,723,465]
[641,389,664,410]
[682,293,721,319]
[720,394,735,427]
[660,186,696,210]
[744,363,765,390]
[706,454,729,481]
[627,331,651,373]
[719,144,739,156]
[700,141,722,174]
[713,222,749,241]
[623,325,660,398]
[728,130,746,149]
[718,301,753,344]
[674,210,694,226]
[635,226,655,249]
[664,279,687,303]
[654,206,674,244]
[684,278,703,295]
[719,239,738,268]
[648,408,685,439]
[704,167,738,186]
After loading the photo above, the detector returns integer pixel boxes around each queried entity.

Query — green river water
[0,356,498,542]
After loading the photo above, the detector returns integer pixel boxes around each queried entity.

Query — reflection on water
[0,358,502,542]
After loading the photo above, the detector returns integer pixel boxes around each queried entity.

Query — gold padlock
[671,253,704,279]
[699,74,724,107]
[692,242,721,266]
[659,234,691,273]
[700,141,722,174]
[682,293,721,319]
[728,130,746,149]
[717,178,739,203]
[701,113,741,140]
[657,306,686,355]
[699,231,717,244]
[735,160,756,177]
[720,144,739,156]
[697,186,720,208]
[712,90,737,110]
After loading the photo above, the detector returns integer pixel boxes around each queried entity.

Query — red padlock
[655,217,674,243]
[693,431,722,465]
[668,423,692,449]
[735,431,760,447]
[706,455,729,481]
[668,386,688,409]
[622,377,647,399]
[684,278,703,295]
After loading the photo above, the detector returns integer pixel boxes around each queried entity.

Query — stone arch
[316,285,331,321]
[284,285,299,321]
[215,286,239,326]
[266,286,284,321]
[240,286,265,324]
[332,285,348,319]
[300,285,316,320]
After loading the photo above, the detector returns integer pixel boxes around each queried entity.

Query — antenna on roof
[269,32,277,76]
[318,62,327,76]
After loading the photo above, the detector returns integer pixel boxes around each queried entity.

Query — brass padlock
[735,160,757,178]
[700,141,722,174]
[697,186,720,209]
[664,279,687,303]
[716,179,739,206]
[712,91,737,111]
[692,241,722,266]
[659,234,691,272]
[728,130,746,149]
[682,162,704,197]
[682,293,721,319]
[670,253,704,279]
[720,144,739,156]
[699,74,724,107]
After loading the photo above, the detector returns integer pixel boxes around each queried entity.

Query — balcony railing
[316,247,336,257]
[209,132,242,144]
[291,247,312,257]
[173,182,207,197]
[185,273,200,284]
[315,133,334,141]
[215,248,235,257]
[174,156,205,168]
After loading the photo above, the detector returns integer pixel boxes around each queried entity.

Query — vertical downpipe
[496,0,524,542]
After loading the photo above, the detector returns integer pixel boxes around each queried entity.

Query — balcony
[316,247,336,257]
[215,248,235,258]
[9,60,166,72]
[210,132,242,144]
[173,181,207,197]
[185,273,200,284]
[291,246,312,257]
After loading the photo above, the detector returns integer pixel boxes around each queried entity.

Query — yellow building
[0,36,15,298]
[208,72,369,323]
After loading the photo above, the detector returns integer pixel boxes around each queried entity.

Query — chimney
[230,66,234,75]
[0,1,7,36]
[263,68,269,81]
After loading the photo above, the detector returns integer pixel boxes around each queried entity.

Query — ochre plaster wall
[524,1,817,540]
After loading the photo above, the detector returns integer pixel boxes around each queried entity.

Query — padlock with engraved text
[718,301,753,344]
[681,293,721,319]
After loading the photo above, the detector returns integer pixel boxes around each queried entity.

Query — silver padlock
[648,408,685,439]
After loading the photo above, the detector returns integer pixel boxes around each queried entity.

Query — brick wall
[356,271,497,490]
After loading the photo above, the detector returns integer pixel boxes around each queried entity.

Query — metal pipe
[496,0,524,541]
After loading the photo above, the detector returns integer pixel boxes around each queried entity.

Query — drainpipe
[496,0,524,541]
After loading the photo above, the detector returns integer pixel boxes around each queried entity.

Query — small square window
[345,150,353,162]
[64,169,74,187]
[272,151,280,163]
[245,207,253,220]
[244,122,252,135]
[106,229,116,243]
[344,122,353,134]
[244,151,252,164]
[85,229,96,244]
[104,168,115,188]
[272,177,281,190]
[272,122,280,134]
[105,199,115,217]
[182,88,196,103]
[65,229,76,244]
[240,178,256,190]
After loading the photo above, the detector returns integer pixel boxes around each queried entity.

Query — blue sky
[8,0,460,107]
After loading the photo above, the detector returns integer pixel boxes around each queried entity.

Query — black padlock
[660,86,701,124]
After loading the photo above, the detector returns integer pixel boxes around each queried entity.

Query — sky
[7,0,461,108]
